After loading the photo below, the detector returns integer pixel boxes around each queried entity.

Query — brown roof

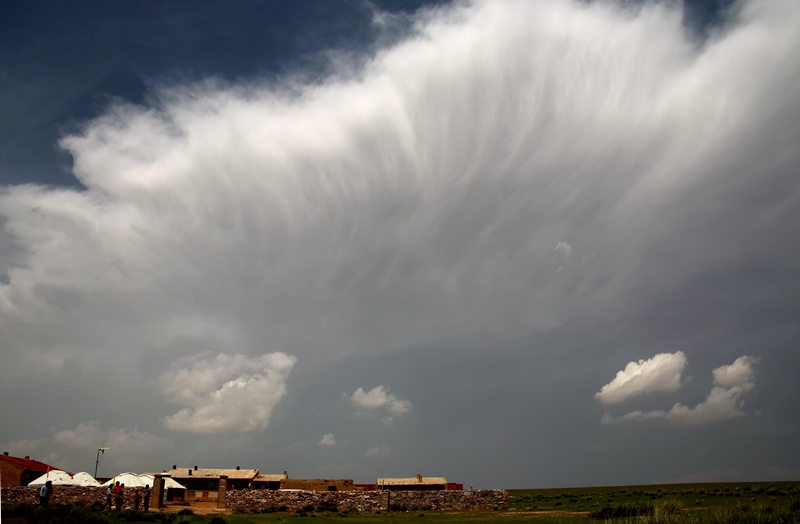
[0,454,64,474]
[377,477,447,485]
[166,467,258,480]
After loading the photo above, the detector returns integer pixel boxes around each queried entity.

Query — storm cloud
[0,0,798,487]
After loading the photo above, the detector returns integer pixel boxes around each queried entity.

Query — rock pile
[226,489,508,512]
[1,486,148,511]
[2,486,508,513]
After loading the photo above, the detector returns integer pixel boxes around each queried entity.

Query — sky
[0,0,798,489]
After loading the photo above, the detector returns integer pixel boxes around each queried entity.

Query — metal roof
[377,477,447,485]
[0,454,63,474]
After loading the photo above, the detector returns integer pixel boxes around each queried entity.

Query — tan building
[377,474,448,491]
[252,471,355,491]
[164,466,258,501]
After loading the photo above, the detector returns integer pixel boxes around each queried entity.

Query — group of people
[39,478,151,511]
[104,481,151,511]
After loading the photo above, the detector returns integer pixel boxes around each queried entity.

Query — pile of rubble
[388,489,508,511]
[0,486,148,511]
[226,489,508,512]
[2,486,508,513]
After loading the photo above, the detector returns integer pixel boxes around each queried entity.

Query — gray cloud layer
[1,0,798,486]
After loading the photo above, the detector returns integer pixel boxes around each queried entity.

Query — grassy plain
[506,480,800,513]
[3,481,798,524]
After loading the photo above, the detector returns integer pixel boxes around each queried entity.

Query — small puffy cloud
[713,356,757,388]
[595,351,687,404]
[365,445,390,458]
[318,433,336,447]
[351,385,412,423]
[602,356,757,426]
[555,242,572,258]
[159,352,297,433]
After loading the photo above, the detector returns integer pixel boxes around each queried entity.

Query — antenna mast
[94,440,110,479]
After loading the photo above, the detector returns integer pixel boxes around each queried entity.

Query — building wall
[382,484,446,491]
[0,461,24,486]
[184,490,219,502]
[281,478,355,492]
[226,488,509,512]
[1,486,509,512]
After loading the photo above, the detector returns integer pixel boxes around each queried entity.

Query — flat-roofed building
[377,474,448,491]
[252,471,355,491]
[165,466,258,501]
[252,473,286,491]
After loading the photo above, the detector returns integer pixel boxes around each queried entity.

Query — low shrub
[3,502,110,524]
[589,501,654,519]
[316,501,339,512]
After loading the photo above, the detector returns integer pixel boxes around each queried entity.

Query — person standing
[39,480,52,506]
[105,482,114,510]
[114,481,123,511]
[133,490,142,511]
[143,484,151,512]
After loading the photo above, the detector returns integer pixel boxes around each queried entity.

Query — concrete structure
[252,473,285,491]
[217,475,228,510]
[151,474,166,510]
[377,474,449,491]
[0,452,63,487]
[250,471,355,491]
[165,466,258,501]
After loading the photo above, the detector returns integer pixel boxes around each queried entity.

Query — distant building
[0,452,64,487]
[165,466,258,502]
[377,474,453,491]
[252,471,355,491]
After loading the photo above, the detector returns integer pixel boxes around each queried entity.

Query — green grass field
[4,482,799,524]
[506,480,800,513]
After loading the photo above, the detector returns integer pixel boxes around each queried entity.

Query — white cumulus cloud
[159,352,296,433]
[351,385,412,423]
[602,356,758,426]
[365,445,390,458]
[595,351,687,404]
[318,433,336,447]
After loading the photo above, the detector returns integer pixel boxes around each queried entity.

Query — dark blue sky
[0,0,445,187]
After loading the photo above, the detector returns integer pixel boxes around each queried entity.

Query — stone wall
[2,486,508,513]
[225,489,508,512]
[1,486,149,511]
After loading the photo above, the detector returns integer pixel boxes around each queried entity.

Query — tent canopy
[28,470,71,486]
[139,474,186,490]
[65,472,101,487]
[101,472,146,487]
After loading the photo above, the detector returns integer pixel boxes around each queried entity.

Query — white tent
[28,470,72,486]
[139,474,186,490]
[62,472,101,487]
[101,472,146,487]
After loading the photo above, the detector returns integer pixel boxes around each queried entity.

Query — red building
[0,452,64,487]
